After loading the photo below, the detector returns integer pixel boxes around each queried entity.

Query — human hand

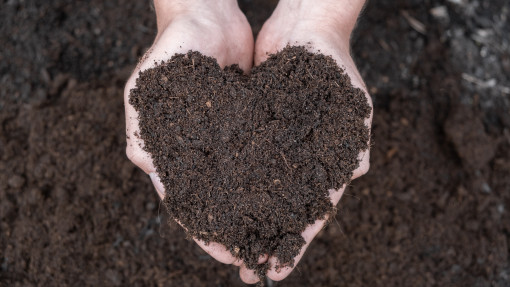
[243,0,372,283]
[126,0,371,284]
[123,0,267,283]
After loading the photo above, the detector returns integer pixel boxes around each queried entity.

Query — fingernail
[149,172,165,199]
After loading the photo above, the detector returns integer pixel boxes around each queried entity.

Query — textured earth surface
[1,0,509,286]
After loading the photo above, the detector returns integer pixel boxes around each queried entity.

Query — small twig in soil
[401,10,427,35]
[279,151,292,170]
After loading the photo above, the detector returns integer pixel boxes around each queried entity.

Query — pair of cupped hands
[124,0,372,284]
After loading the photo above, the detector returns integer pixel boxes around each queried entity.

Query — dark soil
[1,0,509,286]
[129,47,370,275]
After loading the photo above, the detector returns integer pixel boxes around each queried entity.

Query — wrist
[277,0,365,38]
[154,0,239,30]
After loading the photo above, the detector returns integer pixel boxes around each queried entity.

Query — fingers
[195,238,270,282]
[124,36,190,178]
[265,187,345,281]
[193,239,240,265]
[124,46,160,176]
[173,219,238,265]
[239,265,260,284]
[238,254,268,284]
[233,258,244,267]
[193,238,268,285]
[265,219,323,281]
[125,26,254,175]
[124,27,199,174]
[258,254,269,263]
[125,82,157,175]
[195,232,269,284]
[178,188,350,283]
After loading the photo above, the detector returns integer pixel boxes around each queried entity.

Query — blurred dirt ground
[1,0,509,286]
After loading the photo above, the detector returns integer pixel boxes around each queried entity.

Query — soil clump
[129,46,371,276]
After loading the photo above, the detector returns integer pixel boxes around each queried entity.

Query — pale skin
[124,0,372,284]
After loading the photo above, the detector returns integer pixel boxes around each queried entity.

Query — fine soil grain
[3,1,509,286]
[129,46,371,275]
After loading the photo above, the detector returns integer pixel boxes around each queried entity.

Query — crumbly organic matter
[129,46,371,276]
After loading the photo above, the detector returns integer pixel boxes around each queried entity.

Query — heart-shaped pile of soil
[129,46,371,277]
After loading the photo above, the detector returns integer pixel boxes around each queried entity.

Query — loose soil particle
[129,46,371,276]
[3,1,509,286]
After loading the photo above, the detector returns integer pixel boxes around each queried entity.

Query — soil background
[1,0,509,286]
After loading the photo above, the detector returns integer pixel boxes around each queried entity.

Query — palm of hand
[125,9,253,176]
